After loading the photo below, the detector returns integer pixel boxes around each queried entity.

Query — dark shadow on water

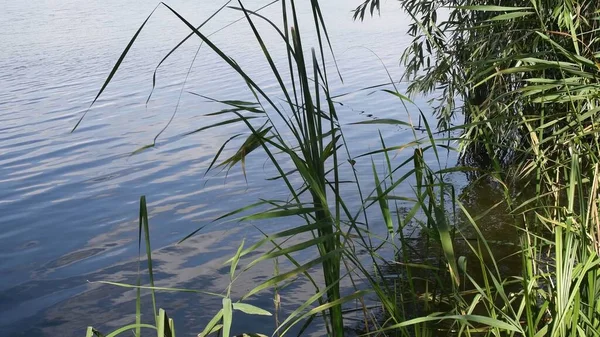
[371,175,528,335]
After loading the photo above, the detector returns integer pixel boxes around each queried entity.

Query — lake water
[0,1,450,336]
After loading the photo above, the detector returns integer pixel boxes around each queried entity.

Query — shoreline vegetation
[79,1,600,336]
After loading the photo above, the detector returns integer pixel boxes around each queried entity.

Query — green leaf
[94,281,224,297]
[104,324,157,337]
[225,222,325,264]
[382,89,414,103]
[240,207,318,221]
[242,249,344,300]
[198,310,224,337]
[157,309,173,337]
[230,239,245,281]
[85,327,99,337]
[184,117,261,136]
[232,303,272,316]
[72,5,162,132]
[380,314,522,333]
[350,118,411,127]
[457,5,532,12]
[222,298,233,337]
[487,11,534,21]
[245,235,333,270]
[433,204,460,287]
[372,160,393,233]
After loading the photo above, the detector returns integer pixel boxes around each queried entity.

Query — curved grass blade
[232,303,272,316]
[72,4,161,132]
[93,281,224,297]
[146,0,232,105]
[350,118,412,127]
[103,324,157,337]
[198,309,224,337]
[244,235,333,270]
[242,249,344,300]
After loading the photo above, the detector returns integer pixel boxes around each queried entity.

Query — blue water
[0,1,432,335]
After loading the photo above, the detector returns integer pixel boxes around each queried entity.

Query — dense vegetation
[80,1,600,337]
[358,0,600,168]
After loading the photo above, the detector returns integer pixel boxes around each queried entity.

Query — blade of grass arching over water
[226,222,325,262]
[71,4,161,132]
[93,281,223,297]
[373,314,523,335]
[280,290,370,336]
[244,235,334,270]
[185,116,263,136]
[103,324,157,337]
[158,3,299,139]
[252,225,325,305]
[150,14,251,151]
[145,0,234,105]
[154,8,306,219]
[239,206,319,221]
[354,140,424,159]
[350,119,412,127]
[203,133,242,177]
[274,276,348,336]
[241,248,344,300]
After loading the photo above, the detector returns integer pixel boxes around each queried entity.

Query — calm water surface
[0,1,441,336]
